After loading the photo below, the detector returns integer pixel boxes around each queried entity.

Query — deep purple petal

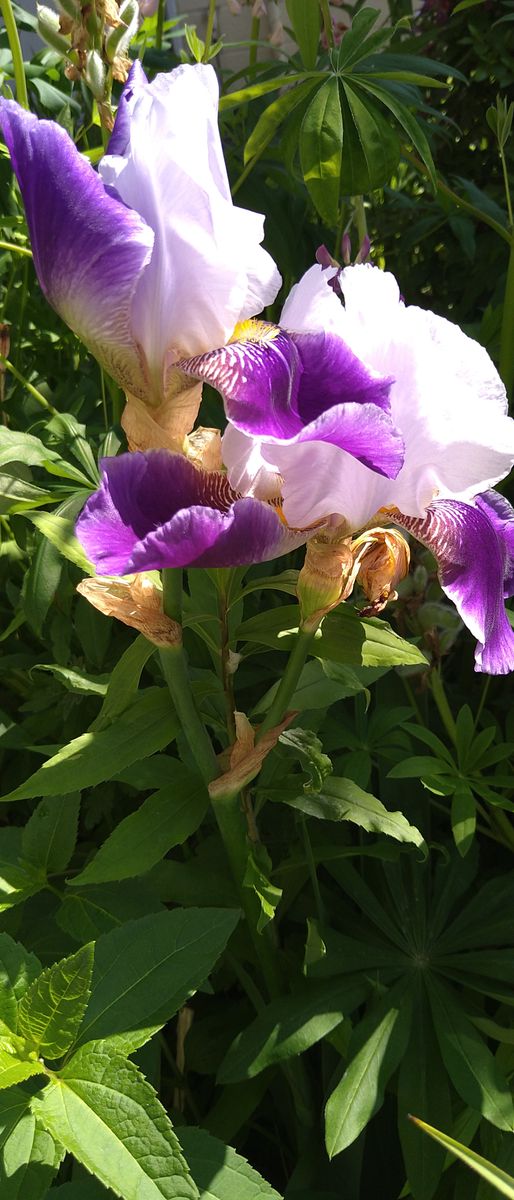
[107,60,148,158]
[394,500,514,674]
[76,451,308,573]
[182,326,401,478]
[0,100,153,392]
[475,490,514,598]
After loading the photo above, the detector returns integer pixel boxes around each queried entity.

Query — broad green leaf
[0,1086,32,1151]
[236,604,426,667]
[23,526,63,636]
[243,846,282,934]
[286,0,320,69]
[0,934,41,1031]
[244,79,321,166]
[56,880,164,944]
[300,78,343,225]
[0,688,178,803]
[286,777,425,851]
[179,1126,283,1200]
[91,635,156,730]
[0,829,44,911]
[398,983,451,1200]
[325,976,412,1156]
[45,412,99,485]
[412,1117,514,1198]
[218,977,367,1083]
[341,82,400,193]
[256,659,366,714]
[0,427,90,486]
[0,468,53,514]
[451,784,476,857]
[336,6,380,70]
[0,1050,46,1091]
[71,764,208,886]
[0,1111,63,1199]
[31,664,108,696]
[77,908,239,1049]
[219,73,310,111]
[22,793,80,875]
[18,943,94,1058]
[435,874,514,953]
[33,1045,199,1200]
[388,756,449,779]
[427,975,514,1130]
[50,1184,109,1199]
[24,507,93,572]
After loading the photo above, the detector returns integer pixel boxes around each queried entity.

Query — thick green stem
[249,15,260,70]
[430,669,457,747]
[155,0,165,49]
[257,627,315,738]
[202,0,216,61]
[0,0,29,109]
[499,235,514,400]
[160,568,219,784]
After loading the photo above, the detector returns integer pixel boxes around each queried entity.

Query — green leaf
[0,934,41,1031]
[236,604,426,667]
[56,881,164,944]
[219,73,311,111]
[336,6,380,70]
[286,0,320,69]
[285,776,425,850]
[0,468,53,514]
[218,977,367,1084]
[0,829,44,911]
[244,79,321,166]
[0,1111,63,1199]
[33,1045,199,1200]
[18,943,94,1059]
[0,427,90,486]
[341,82,400,193]
[22,793,80,875]
[397,982,451,1200]
[91,636,156,730]
[325,976,413,1156]
[0,1051,46,1091]
[300,78,343,225]
[243,846,282,934]
[427,975,514,1131]
[77,908,240,1050]
[31,664,108,696]
[70,764,208,886]
[451,784,476,857]
[411,1117,514,1198]
[256,659,366,714]
[279,727,332,792]
[388,756,450,779]
[179,1126,283,1200]
[24,507,93,573]
[0,688,178,803]
[23,526,63,637]
[0,1086,33,1151]
[45,412,99,485]
[353,76,437,187]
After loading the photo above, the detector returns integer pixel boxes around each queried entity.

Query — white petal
[222,424,282,501]
[100,64,280,396]
[280,263,344,335]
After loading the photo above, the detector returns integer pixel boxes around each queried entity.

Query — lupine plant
[0,0,513,1198]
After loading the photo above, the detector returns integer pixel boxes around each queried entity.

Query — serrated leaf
[0,934,41,1031]
[325,976,412,1156]
[77,908,239,1050]
[71,764,208,886]
[0,1111,63,1199]
[218,977,367,1084]
[0,1050,46,1091]
[412,1117,514,1198]
[300,77,343,225]
[33,1045,199,1200]
[286,0,320,69]
[285,776,425,850]
[92,634,156,731]
[1,688,178,803]
[179,1126,283,1200]
[18,943,94,1059]
[427,975,514,1131]
[22,794,80,875]
[0,1086,32,1151]
[0,829,45,912]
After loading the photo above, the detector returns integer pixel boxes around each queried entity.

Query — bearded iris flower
[0,62,280,444]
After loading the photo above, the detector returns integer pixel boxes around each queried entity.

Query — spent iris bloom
[0,62,280,445]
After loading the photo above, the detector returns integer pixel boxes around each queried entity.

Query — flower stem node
[208,711,295,800]
[76,573,182,646]
[352,526,410,616]
[297,525,355,632]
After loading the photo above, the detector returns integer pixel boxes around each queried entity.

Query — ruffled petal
[76,451,308,573]
[99,64,280,390]
[393,499,514,674]
[0,100,153,395]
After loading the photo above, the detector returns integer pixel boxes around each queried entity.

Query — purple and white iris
[0,63,279,418]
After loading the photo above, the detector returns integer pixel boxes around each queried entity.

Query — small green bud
[105,0,138,61]
[36,4,71,53]
[85,49,106,100]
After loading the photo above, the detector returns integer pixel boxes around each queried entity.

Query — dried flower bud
[352,527,410,615]
[77,573,181,646]
[297,525,357,630]
[209,712,294,799]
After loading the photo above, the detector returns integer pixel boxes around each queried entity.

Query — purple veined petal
[99,64,281,386]
[182,323,401,479]
[393,499,514,675]
[76,450,309,574]
[475,490,514,598]
[0,100,153,396]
